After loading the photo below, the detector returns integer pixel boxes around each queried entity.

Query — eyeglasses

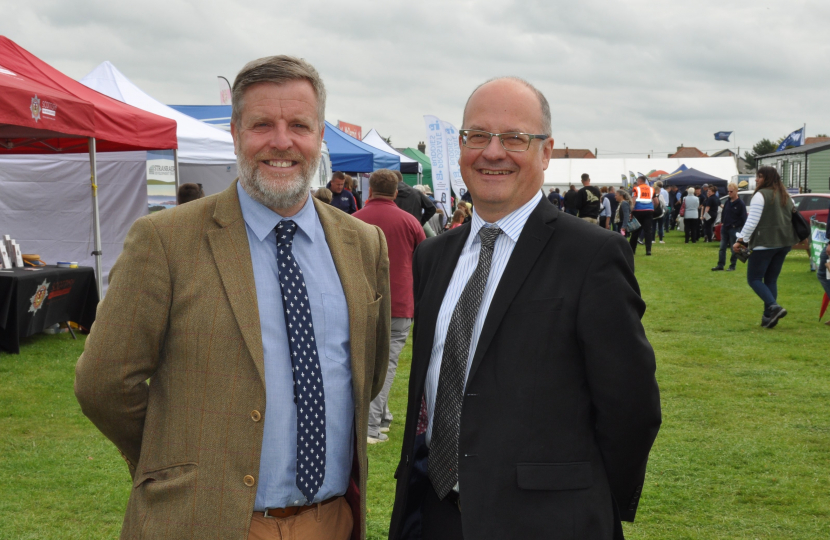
[459,129,549,152]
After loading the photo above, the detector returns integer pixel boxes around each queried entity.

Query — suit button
[251,410,262,422]
[243,475,256,487]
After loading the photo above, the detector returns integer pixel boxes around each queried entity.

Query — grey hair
[231,55,326,129]
[462,76,552,136]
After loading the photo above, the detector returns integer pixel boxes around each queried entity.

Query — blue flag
[714,131,732,141]
[776,127,805,151]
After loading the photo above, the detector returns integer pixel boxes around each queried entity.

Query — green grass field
[1,230,828,539]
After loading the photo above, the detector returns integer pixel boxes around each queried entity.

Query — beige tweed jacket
[75,181,390,539]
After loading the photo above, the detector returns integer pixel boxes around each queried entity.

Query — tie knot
[276,220,298,245]
[478,226,501,250]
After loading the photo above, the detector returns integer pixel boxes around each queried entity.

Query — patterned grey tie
[429,226,502,499]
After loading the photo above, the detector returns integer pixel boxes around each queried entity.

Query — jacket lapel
[413,225,470,385]
[207,181,265,385]
[313,199,367,402]
[467,198,558,384]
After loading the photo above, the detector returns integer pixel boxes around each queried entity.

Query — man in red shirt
[354,168,426,443]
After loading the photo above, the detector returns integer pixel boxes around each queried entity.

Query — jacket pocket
[516,462,592,491]
[134,462,198,488]
[135,463,199,536]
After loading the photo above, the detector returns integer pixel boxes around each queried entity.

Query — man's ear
[230,122,239,156]
[540,137,554,171]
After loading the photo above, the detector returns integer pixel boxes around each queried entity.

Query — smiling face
[231,80,322,215]
[459,79,553,222]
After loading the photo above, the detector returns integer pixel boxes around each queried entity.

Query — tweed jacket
[75,181,390,539]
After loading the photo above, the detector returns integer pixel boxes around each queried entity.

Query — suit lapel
[467,198,557,384]
[313,199,367,402]
[413,225,470,386]
[207,181,265,385]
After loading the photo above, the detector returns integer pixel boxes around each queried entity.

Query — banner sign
[218,79,231,105]
[337,121,362,140]
[424,115,451,206]
[810,219,827,269]
[439,119,468,199]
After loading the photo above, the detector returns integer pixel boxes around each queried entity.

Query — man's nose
[480,134,507,160]
[267,123,293,151]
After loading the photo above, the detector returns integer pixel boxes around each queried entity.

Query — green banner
[809,218,827,268]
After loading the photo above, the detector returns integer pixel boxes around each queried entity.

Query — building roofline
[757,140,830,159]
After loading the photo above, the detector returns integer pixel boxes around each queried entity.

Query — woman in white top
[733,166,800,328]
[682,187,700,244]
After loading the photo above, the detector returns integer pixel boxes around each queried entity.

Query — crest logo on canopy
[30,95,41,122]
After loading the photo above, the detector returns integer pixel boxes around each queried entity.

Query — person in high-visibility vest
[629,175,654,255]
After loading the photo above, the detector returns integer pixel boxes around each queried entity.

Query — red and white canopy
[0,36,177,154]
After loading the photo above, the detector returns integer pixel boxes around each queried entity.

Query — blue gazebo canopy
[323,121,399,173]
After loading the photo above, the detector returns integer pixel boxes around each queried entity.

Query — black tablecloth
[0,265,98,354]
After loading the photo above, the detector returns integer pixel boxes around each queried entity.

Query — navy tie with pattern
[429,226,502,499]
[276,220,326,502]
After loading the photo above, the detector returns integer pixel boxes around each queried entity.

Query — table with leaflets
[0,265,98,354]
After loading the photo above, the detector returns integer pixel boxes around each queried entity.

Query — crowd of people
[542,169,829,329]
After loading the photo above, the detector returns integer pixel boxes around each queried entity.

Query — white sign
[424,115,451,207]
[12,241,24,267]
[439,120,468,199]
[0,243,10,269]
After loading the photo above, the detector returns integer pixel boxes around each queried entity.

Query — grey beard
[238,153,319,212]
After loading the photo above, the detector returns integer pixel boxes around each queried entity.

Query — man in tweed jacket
[75,56,390,540]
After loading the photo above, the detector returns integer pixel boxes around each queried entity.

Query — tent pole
[87,137,104,300]
[173,148,181,201]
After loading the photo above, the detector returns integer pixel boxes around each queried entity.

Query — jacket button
[251,410,262,422]
[243,475,256,487]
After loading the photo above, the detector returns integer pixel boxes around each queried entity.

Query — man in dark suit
[388,77,662,540]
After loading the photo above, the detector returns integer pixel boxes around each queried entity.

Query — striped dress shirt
[425,192,543,447]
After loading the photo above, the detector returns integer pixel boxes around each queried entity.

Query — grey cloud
[4,0,829,156]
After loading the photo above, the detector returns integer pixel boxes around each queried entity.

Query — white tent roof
[362,129,422,172]
[543,157,739,186]
[80,61,236,165]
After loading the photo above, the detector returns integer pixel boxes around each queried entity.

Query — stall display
[0,265,98,353]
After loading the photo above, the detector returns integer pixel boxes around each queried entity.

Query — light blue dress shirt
[236,183,354,510]
[425,192,542,447]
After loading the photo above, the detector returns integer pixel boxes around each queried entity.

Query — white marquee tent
[0,152,147,292]
[543,157,739,189]
[81,61,237,196]
[362,129,422,176]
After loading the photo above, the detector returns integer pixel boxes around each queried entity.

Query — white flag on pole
[218,79,231,105]
[439,120,468,199]
[424,115,452,207]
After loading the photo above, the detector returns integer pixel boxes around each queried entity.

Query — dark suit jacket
[389,197,661,540]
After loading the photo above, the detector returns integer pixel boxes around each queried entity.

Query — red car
[714,192,830,243]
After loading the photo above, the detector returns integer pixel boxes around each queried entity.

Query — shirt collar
[470,191,543,244]
[237,182,317,243]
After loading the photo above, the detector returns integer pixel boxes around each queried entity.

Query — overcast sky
[4,0,829,157]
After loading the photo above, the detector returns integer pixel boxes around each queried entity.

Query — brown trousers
[247,497,353,540]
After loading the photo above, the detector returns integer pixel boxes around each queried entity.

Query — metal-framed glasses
[459,130,550,152]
